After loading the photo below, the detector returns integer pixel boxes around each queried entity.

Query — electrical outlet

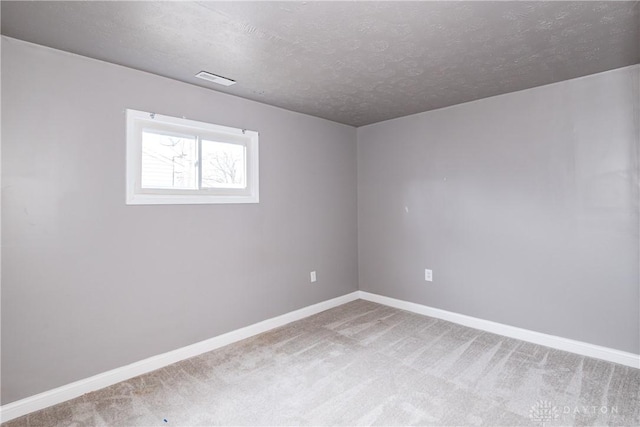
[310,271,317,283]
[425,269,433,282]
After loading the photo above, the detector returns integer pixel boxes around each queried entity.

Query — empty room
[1,1,639,426]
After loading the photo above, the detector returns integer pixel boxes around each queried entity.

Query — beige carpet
[3,300,639,426]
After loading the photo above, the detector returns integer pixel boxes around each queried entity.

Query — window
[126,109,259,204]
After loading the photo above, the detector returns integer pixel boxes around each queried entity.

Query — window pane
[201,140,246,189]
[141,131,198,189]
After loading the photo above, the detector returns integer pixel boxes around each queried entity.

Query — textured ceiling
[2,1,639,127]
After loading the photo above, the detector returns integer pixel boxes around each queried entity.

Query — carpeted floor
[3,300,639,426]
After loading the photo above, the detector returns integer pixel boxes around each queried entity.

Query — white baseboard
[0,291,360,423]
[3,290,637,423]
[358,291,640,369]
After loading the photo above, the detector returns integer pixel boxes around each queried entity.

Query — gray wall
[1,37,358,404]
[358,65,639,354]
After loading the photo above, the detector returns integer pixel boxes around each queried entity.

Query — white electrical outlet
[310,271,317,283]
[425,269,433,282]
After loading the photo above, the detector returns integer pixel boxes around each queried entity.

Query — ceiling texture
[2,1,639,127]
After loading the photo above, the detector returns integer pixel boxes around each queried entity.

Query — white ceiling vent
[195,71,236,86]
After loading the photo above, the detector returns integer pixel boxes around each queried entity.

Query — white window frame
[126,109,259,205]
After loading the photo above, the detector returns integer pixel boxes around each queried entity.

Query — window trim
[126,109,259,205]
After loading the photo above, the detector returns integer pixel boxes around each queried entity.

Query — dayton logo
[529,400,560,426]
